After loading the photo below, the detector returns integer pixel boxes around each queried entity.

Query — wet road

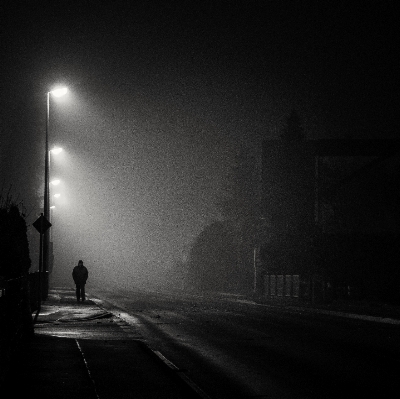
[90,287,400,398]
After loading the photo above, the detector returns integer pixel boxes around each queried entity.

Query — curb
[88,293,211,399]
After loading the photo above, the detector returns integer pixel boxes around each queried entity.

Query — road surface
[90,286,400,398]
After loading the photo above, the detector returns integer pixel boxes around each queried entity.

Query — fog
[48,90,227,290]
[1,2,398,293]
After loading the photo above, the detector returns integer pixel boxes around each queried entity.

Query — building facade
[258,139,400,304]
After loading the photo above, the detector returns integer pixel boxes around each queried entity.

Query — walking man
[72,260,88,302]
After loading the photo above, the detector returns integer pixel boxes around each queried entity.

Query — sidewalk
[3,287,203,399]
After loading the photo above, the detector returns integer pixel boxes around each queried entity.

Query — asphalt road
[90,287,400,399]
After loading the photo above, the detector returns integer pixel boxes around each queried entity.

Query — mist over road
[89,286,400,398]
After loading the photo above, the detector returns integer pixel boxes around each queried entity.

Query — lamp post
[49,148,62,226]
[43,88,67,298]
[49,174,62,275]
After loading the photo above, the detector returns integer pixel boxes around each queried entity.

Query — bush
[0,201,33,373]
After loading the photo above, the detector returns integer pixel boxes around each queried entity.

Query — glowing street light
[51,87,68,97]
[51,147,63,155]
[53,193,61,198]
[50,179,61,186]
[43,86,68,299]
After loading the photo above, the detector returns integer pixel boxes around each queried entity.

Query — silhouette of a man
[72,260,88,302]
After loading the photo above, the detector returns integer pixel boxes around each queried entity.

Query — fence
[0,275,32,370]
[0,272,48,361]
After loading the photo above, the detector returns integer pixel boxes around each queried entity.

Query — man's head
[78,260,83,266]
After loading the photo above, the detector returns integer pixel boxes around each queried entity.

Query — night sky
[1,1,398,288]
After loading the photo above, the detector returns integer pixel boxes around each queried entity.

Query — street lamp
[51,87,68,97]
[43,87,67,297]
[51,146,63,155]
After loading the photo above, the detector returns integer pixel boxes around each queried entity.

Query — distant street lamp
[51,146,63,155]
[51,87,68,98]
[43,87,67,297]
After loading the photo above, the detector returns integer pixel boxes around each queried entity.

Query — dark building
[259,139,400,304]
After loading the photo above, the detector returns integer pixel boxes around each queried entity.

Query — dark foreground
[91,286,400,399]
[1,288,203,399]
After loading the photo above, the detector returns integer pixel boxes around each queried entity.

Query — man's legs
[76,284,81,302]
[81,284,86,301]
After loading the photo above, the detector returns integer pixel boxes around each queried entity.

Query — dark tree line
[0,199,34,382]
[186,145,260,293]
[185,111,304,293]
